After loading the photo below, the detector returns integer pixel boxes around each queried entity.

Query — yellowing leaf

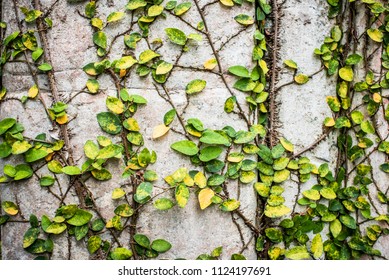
[148,5,164,17]
[234,14,254,26]
[280,137,294,152]
[198,188,214,210]
[86,79,99,94]
[294,74,309,84]
[284,60,298,69]
[106,96,124,114]
[194,171,207,188]
[2,201,18,215]
[339,66,354,82]
[264,205,290,218]
[311,234,323,259]
[186,79,206,94]
[153,124,170,139]
[139,49,160,64]
[220,0,234,7]
[28,84,39,98]
[112,188,126,199]
[107,11,124,23]
[56,114,68,124]
[175,184,190,208]
[367,28,383,42]
[285,246,310,260]
[116,56,137,69]
[204,58,217,70]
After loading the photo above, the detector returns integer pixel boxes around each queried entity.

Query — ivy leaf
[116,56,137,69]
[339,66,354,82]
[38,63,52,71]
[165,28,187,46]
[40,175,55,187]
[23,228,40,248]
[110,247,133,260]
[219,199,240,212]
[66,209,93,226]
[200,130,230,146]
[107,11,124,23]
[97,112,122,135]
[186,79,206,94]
[199,146,223,162]
[339,214,356,229]
[148,5,164,17]
[139,49,160,64]
[233,78,256,92]
[134,182,153,204]
[198,188,214,210]
[280,137,294,152]
[367,28,383,42]
[234,14,254,25]
[126,0,147,10]
[264,205,290,218]
[23,9,42,23]
[156,61,173,75]
[154,198,175,210]
[112,188,126,199]
[114,204,134,217]
[62,166,81,175]
[174,2,192,16]
[164,109,176,126]
[153,124,170,139]
[285,246,310,260]
[171,140,199,156]
[175,184,190,208]
[204,58,217,70]
[86,79,99,94]
[151,239,172,253]
[345,54,362,66]
[134,234,150,248]
[88,236,102,254]
[294,74,309,84]
[228,65,250,78]
[311,234,323,259]
[45,223,67,234]
[93,31,107,49]
[330,219,342,238]
[284,60,298,69]
[2,201,19,215]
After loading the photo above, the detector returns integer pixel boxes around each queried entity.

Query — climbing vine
[0,0,388,260]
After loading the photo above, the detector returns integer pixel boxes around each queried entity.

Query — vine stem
[193,0,251,128]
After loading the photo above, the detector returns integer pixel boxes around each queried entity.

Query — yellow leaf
[45,153,54,161]
[373,93,381,103]
[183,174,194,187]
[194,171,207,188]
[28,84,39,98]
[259,60,269,74]
[119,69,127,78]
[56,114,68,124]
[198,188,214,210]
[220,0,234,7]
[203,58,217,70]
[311,234,323,259]
[152,124,170,139]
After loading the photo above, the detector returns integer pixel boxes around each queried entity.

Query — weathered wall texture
[0,0,388,259]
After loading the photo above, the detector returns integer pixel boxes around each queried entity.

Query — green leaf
[339,66,354,82]
[0,143,12,158]
[284,60,298,69]
[116,56,137,69]
[156,61,173,75]
[107,11,124,23]
[13,164,33,180]
[174,2,192,16]
[154,198,175,210]
[200,130,230,146]
[126,0,147,10]
[139,49,160,64]
[45,222,67,234]
[1,201,19,216]
[134,234,150,248]
[339,214,356,229]
[93,31,107,49]
[228,66,250,78]
[97,112,122,135]
[367,28,383,42]
[11,141,31,155]
[186,79,206,94]
[127,132,144,146]
[234,14,254,25]
[151,239,172,253]
[114,204,134,217]
[0,118,16,135]
[233,78,256,92]
[345,54,362,66]
[66,209,93,226]
[264,205,290,218]
[285,246,310,260]
[303,189,320,200]
[84,140,99,159]
[164,109,176,126]
[75,225,89,241]
[265,228,283,243]
[86,79,99,94]
[320,187,337,199]
[311,234,323,259]
[219,199,240,212]
[360,120,375,134]
[111,247,133,260]
[165,28,187,46]
[96,144,122,159]
[224,96,236,113]
[40,175,55,187]
[199,146,223,162]
[351,111,364,124]
[123,118,140,131]
[23,9,42,23]
[62,166,81,175]
[294,74,309,84]
[23,228,40,248]
[175,184,190,208]
[234,131,256,144]
[25,239,46,254]
[91,168,112,181]
[88,236,102,254]
[91,219,105,231]
[38,62,53,72]
[171,140,199,156]
[326,96,341,112]
[134,182,153,204]
[330,219,342,238]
